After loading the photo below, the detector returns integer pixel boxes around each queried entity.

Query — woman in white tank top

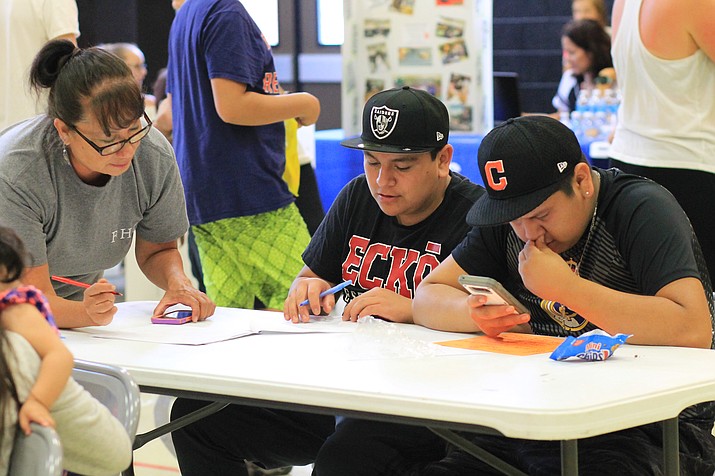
[609,0,715,275]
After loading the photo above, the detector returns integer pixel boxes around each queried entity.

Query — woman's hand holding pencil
[51,275,123,296]
[50,275,120,327]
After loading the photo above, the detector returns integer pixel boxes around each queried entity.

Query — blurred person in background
[98,43,157,120]
[0,0,79,131]
[609,0,715,275]
[553,19,612,114]
[572,0,610,30]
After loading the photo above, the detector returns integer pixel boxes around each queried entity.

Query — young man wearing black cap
[413,115,715,474]
[171,86,485,476]
[282,85,483,323]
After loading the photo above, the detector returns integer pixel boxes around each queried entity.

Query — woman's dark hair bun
[29,39,79,93]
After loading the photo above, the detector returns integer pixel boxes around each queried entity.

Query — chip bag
[550,329,631,361]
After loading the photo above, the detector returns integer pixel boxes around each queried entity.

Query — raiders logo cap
[341,86,449,153]
[467,115,584,226]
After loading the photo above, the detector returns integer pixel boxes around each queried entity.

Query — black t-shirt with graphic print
[453,167,715,426]
[303,172,484,302]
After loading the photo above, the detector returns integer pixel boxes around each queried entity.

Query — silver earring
[585,191,590,196]
[62,145,70,164]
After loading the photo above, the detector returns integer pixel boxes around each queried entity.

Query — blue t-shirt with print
[168,0,293,225]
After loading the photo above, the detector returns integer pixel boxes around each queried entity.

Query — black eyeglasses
[71,112,153,156]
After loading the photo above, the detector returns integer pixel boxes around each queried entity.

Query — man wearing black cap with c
[414,115,715,474]
[171,86,485,476]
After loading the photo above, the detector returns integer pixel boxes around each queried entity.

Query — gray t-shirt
[0,116,189,300]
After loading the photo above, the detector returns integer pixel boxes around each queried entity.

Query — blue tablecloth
[314,129,609,209]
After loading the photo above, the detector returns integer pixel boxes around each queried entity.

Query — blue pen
[299,280,352,306]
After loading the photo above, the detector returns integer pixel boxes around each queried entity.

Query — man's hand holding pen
[283,279,352,323]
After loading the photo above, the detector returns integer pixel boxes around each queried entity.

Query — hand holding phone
[458,275,529,315]
[151,310,192,325]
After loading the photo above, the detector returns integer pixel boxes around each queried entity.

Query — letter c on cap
[484,160,508,191]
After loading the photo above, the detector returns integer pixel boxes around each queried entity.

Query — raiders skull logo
[370,105,399,139]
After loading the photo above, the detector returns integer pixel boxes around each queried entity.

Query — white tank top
[609,0,715,173]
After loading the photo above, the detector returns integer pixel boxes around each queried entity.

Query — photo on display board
[364,19,391,38]
[447,73,471,104]
[398,47,433,66]
[436,17,465,38]
[439,39,469,64]
[365,79,385,101]
[391,0,416,14]
[367,43,390,73]
[394,75,442,97]
[342,0,488,137]
[448,104,473,131]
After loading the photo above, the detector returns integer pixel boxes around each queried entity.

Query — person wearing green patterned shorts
[192,203,310,310]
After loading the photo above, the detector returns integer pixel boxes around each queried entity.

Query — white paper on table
[66,301,356,345]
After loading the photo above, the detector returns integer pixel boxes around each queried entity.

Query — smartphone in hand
[458,275,529,315]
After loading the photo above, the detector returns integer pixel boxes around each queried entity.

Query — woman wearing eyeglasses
[0,39,215,328]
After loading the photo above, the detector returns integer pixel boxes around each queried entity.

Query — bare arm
[418,244,712,348]
[2,304,73,433]
[519,238,713,348]
[23,264,119,328]
[154,93,173,141]
[562,276,710,347]
[134,236,215,321]
[53,32,77,46]
[414,256,487,332]
[687,0,715,62]
[617,0,715,62]
[210,78,320,126]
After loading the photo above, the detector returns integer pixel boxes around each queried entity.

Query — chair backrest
[8,423,63,476]
[72,359,141,442]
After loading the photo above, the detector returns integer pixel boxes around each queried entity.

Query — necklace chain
[572,173,600,277]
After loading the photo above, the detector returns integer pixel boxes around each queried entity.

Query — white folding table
[63,305,715,475]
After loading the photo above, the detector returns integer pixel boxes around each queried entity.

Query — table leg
[560,440,578,476]
[427,427,528,476]
[132,400,230,450]
[662,418,680,476]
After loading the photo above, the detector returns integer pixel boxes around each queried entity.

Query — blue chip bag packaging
[550,329,631,361]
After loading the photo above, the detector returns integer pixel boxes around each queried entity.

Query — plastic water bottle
[589,89,606,116]
[575,89,591,113]
[593,111,608,141]
[569,110,583,142]
[581,111,597,140]
[604,88,619,116]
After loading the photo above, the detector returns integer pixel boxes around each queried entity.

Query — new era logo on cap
[557,161,568,173]
[340,86,449,153]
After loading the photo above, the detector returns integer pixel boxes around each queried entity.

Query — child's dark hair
[0,227,23,454]
[0,226,26,283]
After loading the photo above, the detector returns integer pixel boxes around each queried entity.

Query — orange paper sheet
[437,332,564,356]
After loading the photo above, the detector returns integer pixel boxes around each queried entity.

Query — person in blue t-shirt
[166,0,320,311]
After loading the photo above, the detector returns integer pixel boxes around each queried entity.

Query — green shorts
[192,204,310,310]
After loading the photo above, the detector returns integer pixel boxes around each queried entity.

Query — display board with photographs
[342,0,492,136]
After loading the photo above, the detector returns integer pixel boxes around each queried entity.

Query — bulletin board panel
[341,0,493,137]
